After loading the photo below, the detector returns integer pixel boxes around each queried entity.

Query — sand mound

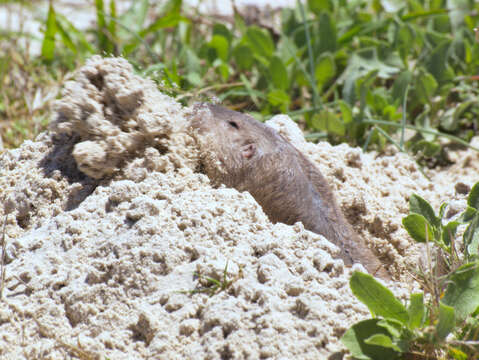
[0,56,477,359]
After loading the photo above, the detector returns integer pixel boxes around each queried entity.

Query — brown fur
[190,103,389,279]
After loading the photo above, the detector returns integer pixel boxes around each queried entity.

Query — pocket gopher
[190,103,389,279]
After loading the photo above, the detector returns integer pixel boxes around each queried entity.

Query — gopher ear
[240,144,255,159]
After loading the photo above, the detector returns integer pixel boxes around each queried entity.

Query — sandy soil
[0,56,478,359]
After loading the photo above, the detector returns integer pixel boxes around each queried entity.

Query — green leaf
[317,12,337,54]
[55,17,76,53]
[267,89,290,112]
[350,272,409,324]
[402,213,435,243]
[464,214,479,258]
[341,319,400,360]
[468,182,479,210]
[364,334,401,352]
[407,293,424,330]
[108,0,117,53]
[245,26,275,61]
[233,44,254,70]
[377,319,402,338]
[409,194,439,228]
[308,0,333,15]
[139,12,184,37]
[338,100,353,124]
[269,56,289,91]
[436,302,455,340]
[311,110,345,136]
[411,140,441,158]
[442,221,459,246]
[208,35,229,62]
[459,206,477,223]
[213,23,232,44]
[95,0,108,51]
[443,262,479,322]
[41,3,56,61]
[425,40,450,83]
[315,53,336,90]
[415,70,438,103]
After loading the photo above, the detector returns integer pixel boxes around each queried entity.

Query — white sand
[0,56,477,359]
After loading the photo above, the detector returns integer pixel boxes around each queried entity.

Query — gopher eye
[228,121,239,129]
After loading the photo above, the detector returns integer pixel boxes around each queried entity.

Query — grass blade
[41,2,56,61]
[297,0,320,111]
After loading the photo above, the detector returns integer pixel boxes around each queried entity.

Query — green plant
[342,182,479,359]
[181,261,243,297]
[403,182,479,267]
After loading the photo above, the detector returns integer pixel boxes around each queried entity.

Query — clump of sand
[0,56,476,359]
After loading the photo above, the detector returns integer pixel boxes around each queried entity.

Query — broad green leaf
[402,213,435,243]
[41,3,56,61]
[425,40,450,83]
[415,71,437,103]
[440,100,475,132]
[464,214,479,258]
[213,23,232,43]
[350,272,409,324]
[208,35,229,62]
[411,140,441,158]
[269,56,289,91]
[396,24,414,64]
[245,26,274,60]
[407,293,424,330]
[338,100,353,124]
[377,319,402,338]
[459,206,478,223]
[308,0,333,14]
[443,262,479,322]
[233,44,254,70]
[315,53,336,90]
[409,194,439,228]
[317,12,337,54]
[442,221,459,246]
[312,110,345,136]
[267,89,290,112]
[436,302,455,340]
[468,182,479,210]
[341,319,400,360]
[364,334,401,352]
